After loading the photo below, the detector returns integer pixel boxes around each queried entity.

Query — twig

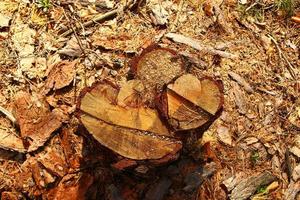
[60,9,119,37]
[165,33,238,59]
[291,16,300,24]
[0,105,17,125]
[245,2,258,12]
[170,0,184,31]
[268,35,297,80]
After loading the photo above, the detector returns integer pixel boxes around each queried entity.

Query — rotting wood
[130,45,185,93]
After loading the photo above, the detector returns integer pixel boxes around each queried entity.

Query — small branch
[165,33,238,59]
[0,105,17,125]
[60,9,119,37]
[291,16,300,24]
[268,35,297,80]
[170,0,184,31]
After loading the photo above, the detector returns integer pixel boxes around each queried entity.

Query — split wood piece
[130,45,185,92]
[0,117,25,152]
[14,92,63,152]
[60,128,84,170]
[77,81,182,160]
[160,74,223,131]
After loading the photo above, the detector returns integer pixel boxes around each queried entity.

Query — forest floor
[0,0,299,199]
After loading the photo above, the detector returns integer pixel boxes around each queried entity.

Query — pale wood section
[167,89,210,130]
[0,129,25,152]
[80,83,170,136]
[117,80,144,107]
[168,74,222,114]
[80,114,181,160]
[196,78,223,114]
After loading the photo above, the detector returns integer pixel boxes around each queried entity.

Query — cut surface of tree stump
[77,81,182,160]
[160,74,223,131]
[130,45,185,103]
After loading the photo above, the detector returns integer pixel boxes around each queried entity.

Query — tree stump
[77,46,223,166]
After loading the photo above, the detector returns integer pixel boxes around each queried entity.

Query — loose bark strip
[165,33,238,59]
[228,71,254,93]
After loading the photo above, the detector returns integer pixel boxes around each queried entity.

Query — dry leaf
[44,60,77,94]
[14,92,63,152]
[58,36,86,57]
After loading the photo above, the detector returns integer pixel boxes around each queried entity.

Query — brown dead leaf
[231,82,247,114]
[44,60,77,94]
[37,135,68,177]
[14,92,63,152]
[44,173,95,200]
[58,36,87,57]
[60,128,84,170]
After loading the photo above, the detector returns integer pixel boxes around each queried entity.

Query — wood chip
[217,125,232,146]
[292,164,300,181]
[0,127,25,152]
[284,181,300,200]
